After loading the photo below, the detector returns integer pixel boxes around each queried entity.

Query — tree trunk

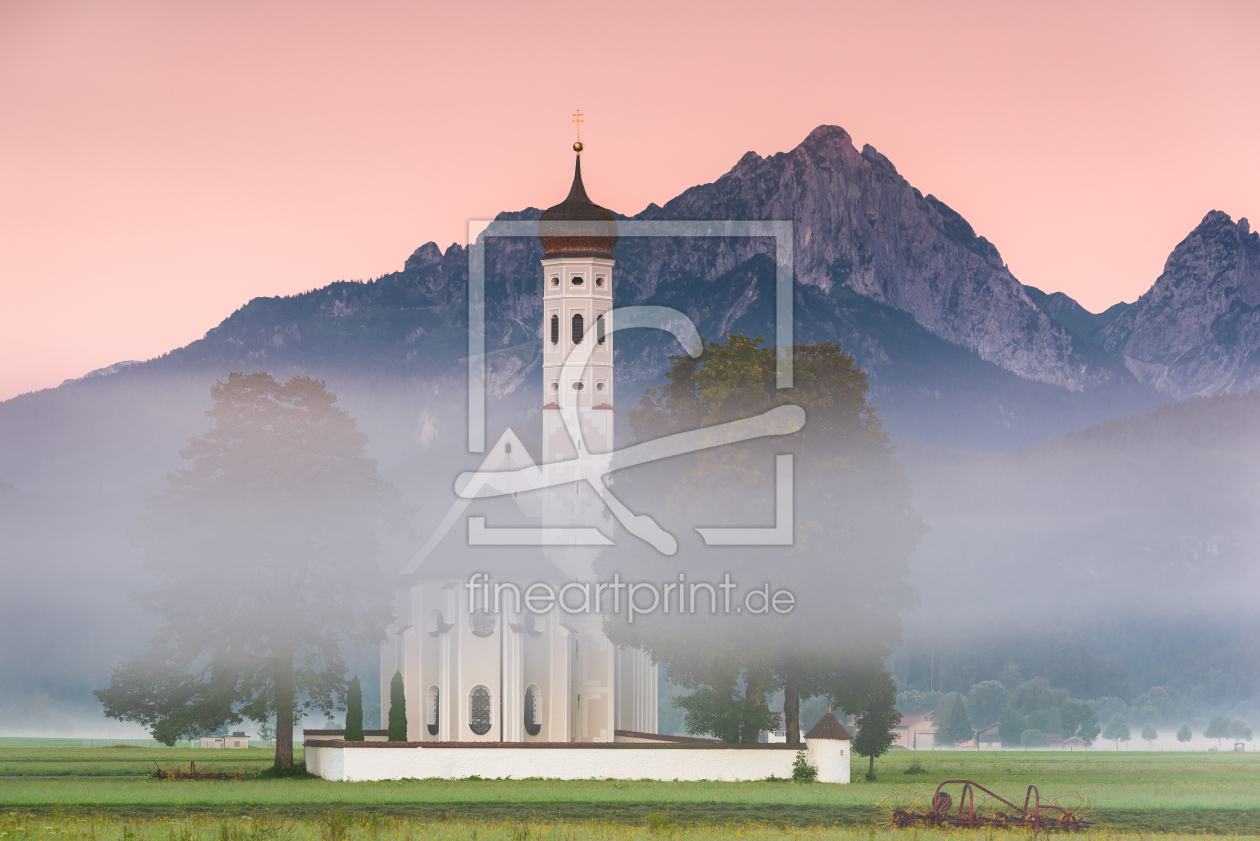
[274,652,295,768]
[868,753,875,779]
[784,670,801,746]
[744,668,768,744]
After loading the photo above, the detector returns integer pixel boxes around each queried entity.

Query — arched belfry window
[572,313,584,345]
[524,685,542,736]
[469,685,492,736]
[550,315,559,345]
[426,686,439,736]
[597,314,606,345]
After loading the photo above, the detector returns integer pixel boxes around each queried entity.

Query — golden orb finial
[573,141,583,153]
[572,109,584,151]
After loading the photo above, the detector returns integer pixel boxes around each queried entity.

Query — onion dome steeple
[539,143,618,257]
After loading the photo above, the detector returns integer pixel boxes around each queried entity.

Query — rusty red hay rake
[875,780,1094,831]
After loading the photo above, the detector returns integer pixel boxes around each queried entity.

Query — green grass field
[1,748,1257,835]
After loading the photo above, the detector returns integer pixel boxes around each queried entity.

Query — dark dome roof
[805,711,853,741]
[539,155,618,257]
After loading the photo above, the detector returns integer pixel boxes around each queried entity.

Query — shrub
[792,750,818,782]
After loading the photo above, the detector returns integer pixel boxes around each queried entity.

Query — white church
[305,139,851,782]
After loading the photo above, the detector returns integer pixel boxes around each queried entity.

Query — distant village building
[200,731,249,749]
[893,710,937,750]
[976,722,1002,748]
[1062,736,1088,750]
[761,713,805,744]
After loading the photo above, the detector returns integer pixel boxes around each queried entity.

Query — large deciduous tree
[94,373,405,768]
[605,335,922,743]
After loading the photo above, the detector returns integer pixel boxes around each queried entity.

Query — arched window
[426,686,439,736]
[550,314,559,345]
[469,685,492,736]
[596,314,606,345]
[426,608,448,637]
[524,685,542,736]
[572,313,584,344]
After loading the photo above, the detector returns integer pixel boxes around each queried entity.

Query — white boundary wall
[306,740,849,784]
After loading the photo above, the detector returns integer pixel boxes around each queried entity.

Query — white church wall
[454,589,500,742]
[305,741,849,783]
[520,610,558,742]
[806,738,850,784]
[501,622,523,742]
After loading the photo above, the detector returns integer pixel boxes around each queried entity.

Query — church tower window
[571,275,584,286]
[596,314,605,344]
[572,313,584,344]
[524,685,542,736]
[550,315,559,345]
[426,686,439,736]
[469,685,492,735]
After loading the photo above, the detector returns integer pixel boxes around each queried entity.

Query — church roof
[805,712,853,741]
[539,152,618,257]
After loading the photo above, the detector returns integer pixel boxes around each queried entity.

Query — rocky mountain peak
[1096,210,1260,397]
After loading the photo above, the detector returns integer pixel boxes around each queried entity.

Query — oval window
[572,313,584,344]
[595,276,604,287]
[468,610,496,637]
[469,685,492,736]
[571,275,584,286]
[524,685,542,737]
[550,276,560,287]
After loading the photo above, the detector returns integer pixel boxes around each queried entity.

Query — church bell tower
[538,134,617,578]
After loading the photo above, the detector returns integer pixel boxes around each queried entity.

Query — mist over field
[2,359,1257,741]
[2,127,1258,745]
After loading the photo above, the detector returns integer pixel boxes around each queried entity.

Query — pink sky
[2,0,1257,402]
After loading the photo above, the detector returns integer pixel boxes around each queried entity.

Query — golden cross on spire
[572,109,584,141]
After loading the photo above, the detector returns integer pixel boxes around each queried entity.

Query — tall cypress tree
[387,670,408,741]
[345,676,364,741]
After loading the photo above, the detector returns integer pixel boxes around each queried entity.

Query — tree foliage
[345,676,364,741]
[852,671,901,780]
[388,670,407,741]
[1176,723,1192,744]
[1141,723,1158,747]
[93,373,405,767]
[1102,713,1131,749]
[1204,714,1230,746]
[606,335,922,743]
[936,693,973,746]
[673,685,779,743]
[1228,716,1252,742]
[1020,728,1048,748]
[966,680,1010,730]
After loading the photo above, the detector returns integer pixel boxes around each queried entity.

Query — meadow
[1,748,1257,835]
